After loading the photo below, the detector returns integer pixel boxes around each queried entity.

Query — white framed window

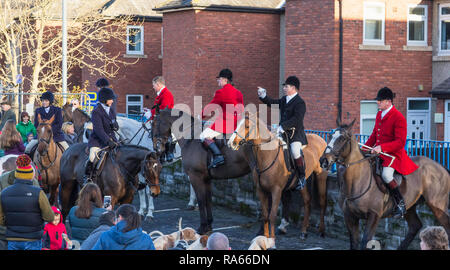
[439,4,450,54]
[360,101,378,135]
[407,4,428,46]
[363,2,385,45]
[126,26,144,55]
[126,94,143,115]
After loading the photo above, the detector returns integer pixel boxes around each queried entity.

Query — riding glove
[257,87,267,99]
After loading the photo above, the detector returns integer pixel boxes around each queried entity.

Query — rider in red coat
[145,76,175,163]
[200,68,244,168]
[364,87,418,218]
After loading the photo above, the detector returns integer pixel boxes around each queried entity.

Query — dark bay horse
[152,108,251,234]
[228,113,329,242]
[59,143,162,220]
[320,120,450,249]
[34,123,64,206]
[62,103,91,143]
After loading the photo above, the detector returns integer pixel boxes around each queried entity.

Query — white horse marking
[325,130,341,154]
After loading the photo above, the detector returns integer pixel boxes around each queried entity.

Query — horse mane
[119,144,151,152]
[73,108,91,121]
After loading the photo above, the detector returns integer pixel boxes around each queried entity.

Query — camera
[103,195,111,209]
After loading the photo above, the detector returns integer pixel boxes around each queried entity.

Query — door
[407,113,428,140]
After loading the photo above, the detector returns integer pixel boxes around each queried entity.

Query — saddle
[84,146,109,177]
[371,156,404,194]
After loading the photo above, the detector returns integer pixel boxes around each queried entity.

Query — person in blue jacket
[25,91,69,155]
[82,87,119,185]
[92,204,155,250]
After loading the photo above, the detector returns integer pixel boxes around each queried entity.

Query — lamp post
[62,0,67,104]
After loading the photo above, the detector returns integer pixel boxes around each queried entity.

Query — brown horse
[320,120,450,249]
[228,112,328,242]
[34,123,64,206]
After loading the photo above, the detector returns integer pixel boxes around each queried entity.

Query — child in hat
[42,206,72,250]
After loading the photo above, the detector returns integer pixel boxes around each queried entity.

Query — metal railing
[305,130,450,171]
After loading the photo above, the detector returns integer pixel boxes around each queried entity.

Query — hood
[109,221,143,246]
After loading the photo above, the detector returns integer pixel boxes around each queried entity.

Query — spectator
[0,120,25,155]
[25,132,35,147]
[206,232,231,250]
[0,154,54,250]
[0,96,16,131]
[92,204,155,250]
[66,183,107,244]
[62,122,76,146]
[71,98,80,110]
[0,166,40,250]
[419,226,449,250]
[16,111,37,144]
[80,211,116,250]
[42,206,72,250]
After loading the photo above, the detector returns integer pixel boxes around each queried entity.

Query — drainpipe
[338,0,343,123]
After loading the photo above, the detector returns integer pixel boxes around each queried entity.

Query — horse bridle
[140,155,160,188]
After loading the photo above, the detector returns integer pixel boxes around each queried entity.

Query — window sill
[432,55,450,62]
[123,54,147,59]
[359,44,391,51]
[403,45,432,51]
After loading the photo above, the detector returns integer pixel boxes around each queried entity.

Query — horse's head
[37,123,53,156]
[320,118,355,170]
[140,152,162,197]
[151,109,173,155]
[228,112,259,151]
[62,102,73,122]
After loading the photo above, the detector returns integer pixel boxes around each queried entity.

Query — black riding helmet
[216,68,233,82]
[375,87,395,101]
[98,87,116,104]
[40,91,55,104]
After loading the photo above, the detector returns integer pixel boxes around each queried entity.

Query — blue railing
[305,130,450,171]
[117,113,147,122]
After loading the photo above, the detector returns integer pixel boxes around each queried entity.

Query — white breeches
[59,141,69,151]
[381,166,395,184]
[290,142,304,159]
[89,147,101,162]
[199,128,222,142]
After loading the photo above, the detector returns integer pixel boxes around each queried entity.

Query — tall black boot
[203,139,225,169]
[294,156,306,190]
[165,142,176,163]
[81,160,94,187]
[388,181,406,218]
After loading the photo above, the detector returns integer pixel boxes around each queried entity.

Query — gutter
[153,5,283,14]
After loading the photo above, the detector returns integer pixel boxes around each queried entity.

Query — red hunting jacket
[364,106,418,175]
[150,87,174,120]
[202,83,244,134]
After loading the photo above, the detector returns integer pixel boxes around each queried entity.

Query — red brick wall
[162,10,280,117]
[82,21,163,113]
[285,0,433,136]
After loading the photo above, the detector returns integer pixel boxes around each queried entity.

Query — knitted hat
[15,154,34,180]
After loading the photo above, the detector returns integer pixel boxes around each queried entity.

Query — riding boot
[387,181,406,218]
[81,160,94,187]
[294,156,306,190]
[203,139,225,169]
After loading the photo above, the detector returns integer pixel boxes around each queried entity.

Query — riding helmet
[40,91,55,104]
[375,87,395,101]
[216,68,233,82]
[96,77,110,88]
[283,76,300,90]
[98,87,116,103]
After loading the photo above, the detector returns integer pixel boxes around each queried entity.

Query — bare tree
[0,0,141,108]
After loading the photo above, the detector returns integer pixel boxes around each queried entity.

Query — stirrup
[295,177,306,191]
[392,202,406,219]
[208,155,225,169]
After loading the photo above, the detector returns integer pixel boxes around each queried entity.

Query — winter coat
[34,106,65,143]
[80,225,111,250]
[3,141,25,155]
[0,110,16,131]
[201,83,244,134]
[92,220,155,250]
[16,121,37,143]
[42,207,69,250]
[88,104,118,148]
[364,105,418,175]
[150,87,174,120]
[66,205,107,243]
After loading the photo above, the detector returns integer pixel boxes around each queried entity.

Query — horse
[320,119,450,250]
[227,112,329,241]
[59,143,162,221]
[34,123,64,206]
[151,108,252,234]
[62,103,91,143]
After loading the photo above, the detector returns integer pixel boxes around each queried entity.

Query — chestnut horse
[34,123,64,206]
[320,120,450,249]
[228,113,328,243]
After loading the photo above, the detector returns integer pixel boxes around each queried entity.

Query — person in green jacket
[16,112,36,144]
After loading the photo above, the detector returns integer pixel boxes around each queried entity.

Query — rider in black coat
[258,76,308,190]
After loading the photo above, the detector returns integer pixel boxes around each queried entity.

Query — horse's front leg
[138,188,147,216]
[190,175,209,235]
[360,211,381,250]
[316,171,328,237]
[299,186,311,239]
[344,206,360,250]
[269,188,282,240]
[204,179,214,233]
[256,186,270,238]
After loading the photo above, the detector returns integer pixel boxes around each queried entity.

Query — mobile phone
[103,195,111,208]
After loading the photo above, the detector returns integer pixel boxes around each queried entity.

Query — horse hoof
[145,216,154,222]
[276,228,287,235]
[186,205,196,211]
[300,232,307,240]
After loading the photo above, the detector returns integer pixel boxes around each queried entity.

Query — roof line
[154,5,283,14]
